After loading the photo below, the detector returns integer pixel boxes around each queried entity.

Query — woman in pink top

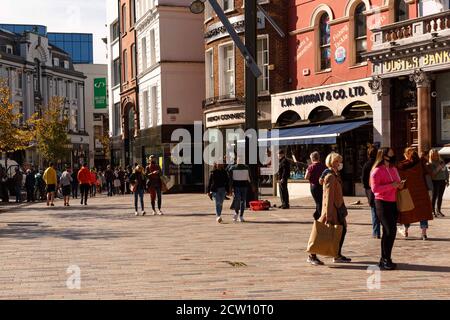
[370,147,405,271]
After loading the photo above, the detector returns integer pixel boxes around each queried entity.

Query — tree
[30,97,71,163]
[0,80,33,154]
[100,133,111,160]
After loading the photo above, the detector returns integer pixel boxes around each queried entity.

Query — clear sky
[0,0,107,64]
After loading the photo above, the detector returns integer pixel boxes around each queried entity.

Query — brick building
[203,0,290,192]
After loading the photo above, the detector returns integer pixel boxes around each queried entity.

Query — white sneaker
[135,211,139,216]
[152,210,157,215]
[238,216,245,223]
[233,214,238,222]
[216,216,223,223]
[158,209,164,215]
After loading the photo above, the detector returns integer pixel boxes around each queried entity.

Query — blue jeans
[233,187,247,216]
[371,206,381,237]
[404,221,429,229]
[134,187,144,211]
[213,188,226,217]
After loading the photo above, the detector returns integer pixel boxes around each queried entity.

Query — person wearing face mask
[370,147,404,270]
[308,152,350,265]
[397,147,433,240]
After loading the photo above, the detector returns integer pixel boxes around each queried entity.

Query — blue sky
[0,0,107,64]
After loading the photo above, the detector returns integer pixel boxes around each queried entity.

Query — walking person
[146,155,163,215]
[370,147,404,270]
[113,167,121,195]
[25,169,36,203]
[43,162,57,206]
[60,166,73,206]
[118,167,126,195]
[362,145,381,239]
[207,162,230,223]
[0,164,8,203]
[13,167,23,203]
[277,150,291,209]
[397,148,433,240]
[105,165,114,197]
[305,151,327,265]
[130,165,146,216]
[308,152,351,265]
[77,163,91,206]
[429,149,449,218]
[89,169,97,198]
[71,166,79,199]
[35,169,46,201]
[229,157,251,222]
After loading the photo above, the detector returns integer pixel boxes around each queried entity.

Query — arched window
[354,3,367,64]
[131,44,136,78]
[122,4,127,33]
[319,13,331,70]
[123,50,128,82]
[395,0,408,22]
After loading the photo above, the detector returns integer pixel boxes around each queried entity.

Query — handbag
[306,220,343,257]
[396,188,415,212]
[130,183,137,193]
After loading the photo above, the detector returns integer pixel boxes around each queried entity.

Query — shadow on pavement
[246,220,312,225]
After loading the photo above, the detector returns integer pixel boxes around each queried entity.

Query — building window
[75,83,79,99]
[113,58,121,86]
[123,50,128,82]
[319,13,331,71]
[151,85,159,126]
[141,37,147,71]
[65,81,70,98]
[131,44,136,78]
[142,90,149,128]
[53,57,59,67]
[71,108,78,132]
[112,21,120,40]
[122,4,127,33]
[205,49,214,98]
[219,44,235,97]
[17,102,24,126]
[54,79,59,96]
[130,0,136,26]
[150,29,156,66]
[17,71,22,89]
[395,0,409,22]
[222,0,233,11]
[113,102,121,136]
[354,3,367,64]
[257,37,269,94]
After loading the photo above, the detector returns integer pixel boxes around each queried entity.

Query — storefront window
[319,13,331,70]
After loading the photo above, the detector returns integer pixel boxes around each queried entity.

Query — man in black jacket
[104,165,114,196]
[277,150,291,209]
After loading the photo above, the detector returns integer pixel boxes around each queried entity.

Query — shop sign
[382,50,450,73]
[280,86,368,108]
[335,47,346,64]
[94,78,107,109]
[204,12,265,43]
[207,112,246,123]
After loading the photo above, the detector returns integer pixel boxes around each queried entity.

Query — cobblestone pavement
[0,193,449,300]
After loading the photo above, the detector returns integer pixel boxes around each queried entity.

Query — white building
[106,0,123,165]
[0,28,87,168]
[74,64,109,169]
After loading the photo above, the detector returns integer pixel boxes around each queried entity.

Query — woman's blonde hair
[325,152,343,168]
[429,149,442,163]
[134,165,144,173]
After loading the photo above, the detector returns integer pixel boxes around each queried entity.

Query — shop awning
[438,147,450,155]
[254,120,372,146]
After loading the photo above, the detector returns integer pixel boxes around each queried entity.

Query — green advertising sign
[94,78,107,109]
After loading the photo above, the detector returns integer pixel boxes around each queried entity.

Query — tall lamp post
[190,0,260,200]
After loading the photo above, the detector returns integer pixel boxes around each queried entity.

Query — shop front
[271,79,377,196]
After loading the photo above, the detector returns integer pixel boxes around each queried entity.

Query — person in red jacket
[77,163,91,205]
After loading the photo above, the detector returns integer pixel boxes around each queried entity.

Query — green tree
[30,97,71,163]
[0,79,33,154]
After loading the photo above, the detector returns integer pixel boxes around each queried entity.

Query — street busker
[305,151,327,265]
[60,166,73,207]
[207,162,230,223]
[43,162,57,207]
[308,152,350,266]
[77,163,91,206]
[370,147,404,270]
[25,169,36,203]
[130,165,146,216]
[146,155,163,215]
[429,149,449,217]
[228,157,251,223]
[397,148,433,240]
[361,145,381,239]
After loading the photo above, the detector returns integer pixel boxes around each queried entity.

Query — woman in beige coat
[309,152,351,265]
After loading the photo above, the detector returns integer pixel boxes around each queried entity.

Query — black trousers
[375,200,398,261]
[80,184,89,204]
[26,187,34,202]
[310,184,323,220]
[338,225,347,257]
[72,183,78,199]
[279,181,289,207]
[432,180,446,212]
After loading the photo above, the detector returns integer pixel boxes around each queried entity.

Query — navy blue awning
[261,120,372,146]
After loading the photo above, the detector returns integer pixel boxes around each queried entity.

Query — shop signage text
[207,112,246,123]
[280,86,368,108]
[383,50,450,73]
